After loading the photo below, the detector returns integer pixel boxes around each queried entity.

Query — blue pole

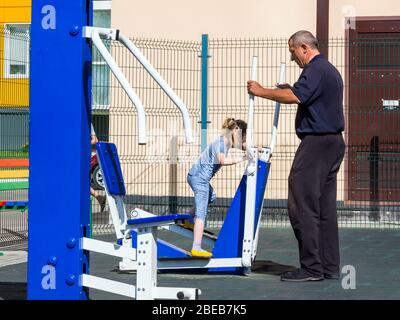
[200,34,209,152]
[28,0,92,299]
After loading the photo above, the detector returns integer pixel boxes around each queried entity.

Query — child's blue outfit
[187,136,229,221]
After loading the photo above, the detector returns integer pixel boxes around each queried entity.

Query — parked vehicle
[91,154,104,190]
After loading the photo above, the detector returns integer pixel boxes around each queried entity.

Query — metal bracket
[82,26,119,40]
[260,147,272,162]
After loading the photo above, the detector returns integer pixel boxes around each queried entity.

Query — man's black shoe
[280,268,324,282]
[324,273,340,280]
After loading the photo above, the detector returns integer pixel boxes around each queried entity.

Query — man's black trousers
[288,133,346,277]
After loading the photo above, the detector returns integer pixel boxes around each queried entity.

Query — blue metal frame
[99,141,192,259]
[97,140,269,273]
[96,142,126,196]
[210,160,270,273]
[200,34,209,152]
[157,160,271,274]
[28,0,93,299]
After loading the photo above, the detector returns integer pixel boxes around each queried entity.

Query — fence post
[200,34,209,152]
[169,136,178,213]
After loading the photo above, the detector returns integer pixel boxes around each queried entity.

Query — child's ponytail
[222,118,237,130]
[221,118,247,149]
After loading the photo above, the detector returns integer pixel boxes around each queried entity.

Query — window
[356,33,400,69]
[93,0,112,11]
[92,7,111,109]
[4,24,30,78]
[92,1,112,141]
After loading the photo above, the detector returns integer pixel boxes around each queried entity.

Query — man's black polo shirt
[290,54,344,139]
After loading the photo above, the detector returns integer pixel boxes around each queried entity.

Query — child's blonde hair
[222,118,247,148]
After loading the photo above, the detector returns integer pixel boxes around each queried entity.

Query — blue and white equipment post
[28,0,93,299]
[242,56,259,269]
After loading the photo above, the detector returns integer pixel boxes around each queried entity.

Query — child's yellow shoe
[191,249,212,258]
[178,220,194,231]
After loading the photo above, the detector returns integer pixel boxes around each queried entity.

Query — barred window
[92,2,111,141]
[4,23,30,78]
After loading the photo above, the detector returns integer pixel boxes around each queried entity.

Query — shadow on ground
[251,260,297,276]
[0,282,26,300]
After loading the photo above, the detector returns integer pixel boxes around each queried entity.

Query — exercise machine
[101,59,286,274]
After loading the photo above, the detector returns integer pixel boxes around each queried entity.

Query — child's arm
[217,153,247,166]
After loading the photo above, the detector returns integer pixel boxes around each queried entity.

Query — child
[187,118,248,258]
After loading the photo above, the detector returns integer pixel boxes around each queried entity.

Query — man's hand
[247,80,265,97]
[247,80,300,104]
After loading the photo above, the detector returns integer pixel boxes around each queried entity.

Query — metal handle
[88,27,147,145]
[246,56,258,162]
[261,62,286,161]
[118,33,193,144]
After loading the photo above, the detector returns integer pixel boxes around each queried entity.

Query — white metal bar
[269,63,286,155]
[102,187,124,238]
[263,63,286,160]
[136,228,158,300]
[118,33,193,144]
[83,270,200,301]
[119,257,243,271]
[155,287,201,300]
[132,208,215,247]
[81,237,136,260]
[241,56,259,267]
[246,56,258,161]
[119,259,137,271]
[81,274,136,299]
[93,0,112,10]
[88,28,147,144]
[251,189,266,262]
[242,151,258,267]
[253,63,286,259]
[115,196,128,230]
[158,257,243,270]
[83,27,118,40]
[120,238,137,271]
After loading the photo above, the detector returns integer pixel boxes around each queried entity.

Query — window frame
[3,23,30,79]
[92,2,112,111]
[92,1,112,142]
[93,1,112,10]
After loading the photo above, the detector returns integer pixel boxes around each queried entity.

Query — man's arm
[247,80,300,104]
[91,134,98,145]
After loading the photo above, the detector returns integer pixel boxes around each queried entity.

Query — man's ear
[301,43,308,53]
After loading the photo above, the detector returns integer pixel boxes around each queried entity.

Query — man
[247,30,345,282]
